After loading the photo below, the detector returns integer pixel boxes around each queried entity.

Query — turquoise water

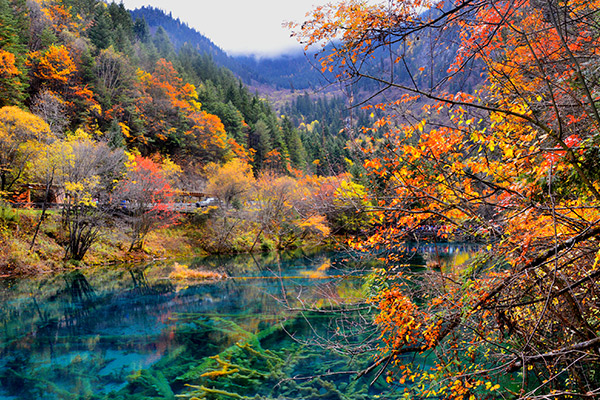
[0,246,477,399]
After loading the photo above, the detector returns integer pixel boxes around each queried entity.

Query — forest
[0,0,373,271]
[2,0,600,399]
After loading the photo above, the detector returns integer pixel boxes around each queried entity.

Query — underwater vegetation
[0,251,403,400]
[112,313,391,400]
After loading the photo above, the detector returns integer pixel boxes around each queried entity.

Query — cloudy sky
[118,0,333,56]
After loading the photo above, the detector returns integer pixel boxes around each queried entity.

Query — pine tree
[0,0,28,105]
[281,116,306,168]
[133,17,150,42]
[88,8,113,50]
[153,26,175,59]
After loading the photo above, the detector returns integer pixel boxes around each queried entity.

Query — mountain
[126,5,373,175]
[129,7,230,66]
[129,6,328,91]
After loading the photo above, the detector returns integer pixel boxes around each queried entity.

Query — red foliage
[114,155,179,251]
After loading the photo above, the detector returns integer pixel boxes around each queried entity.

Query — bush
[0,203,19,224]
[260,238,275,253]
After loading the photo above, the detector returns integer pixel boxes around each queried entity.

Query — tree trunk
[30,174,54,250]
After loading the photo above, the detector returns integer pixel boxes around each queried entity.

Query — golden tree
[0,106,52,193]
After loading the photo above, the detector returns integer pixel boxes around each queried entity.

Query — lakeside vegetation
[0,167,369,275]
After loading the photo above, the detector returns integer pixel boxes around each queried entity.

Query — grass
[168,262,227,282]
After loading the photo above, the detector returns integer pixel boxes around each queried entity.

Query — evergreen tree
[153,26,175,59]
[107,118,125,148]
[211,101,245,143]
[249,118,271,171]
[133,17,150,42]
[281,116,306,168]
[88,8,113,50]
[107,2,133,37]
[0,0,28,105]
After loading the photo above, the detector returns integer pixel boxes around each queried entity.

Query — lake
[0,244,478,399]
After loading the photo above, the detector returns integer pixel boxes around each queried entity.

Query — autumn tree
[30,44,77,89]
[27,140,58,249]
[295,0,600,398]
[200,157,255,252]
[26,0,53,52]
[112,154,178,251]
[331,178,372,234]
[205,157,254,209]
[53,131,125,261]
[41,1,80,37]
[30,89,69,135]
[201,159,332,253]
[184,109,228,164]
[133,58,228,163]
[0,49,24,106]
[0,106,53,193]
[27,43,102,131]
[251,172,331,250]
[94,46,134,106]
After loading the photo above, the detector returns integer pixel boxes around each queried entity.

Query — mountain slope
[129,6,328,91]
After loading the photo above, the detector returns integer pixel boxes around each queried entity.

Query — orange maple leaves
[32,45,76,85]
[134,59,227,160]
[0,50,19,78]
[298,0,600,397]
[372,285,440,353]
[27,44,101,126]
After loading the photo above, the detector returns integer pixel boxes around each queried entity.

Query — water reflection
[0,245,476,400]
